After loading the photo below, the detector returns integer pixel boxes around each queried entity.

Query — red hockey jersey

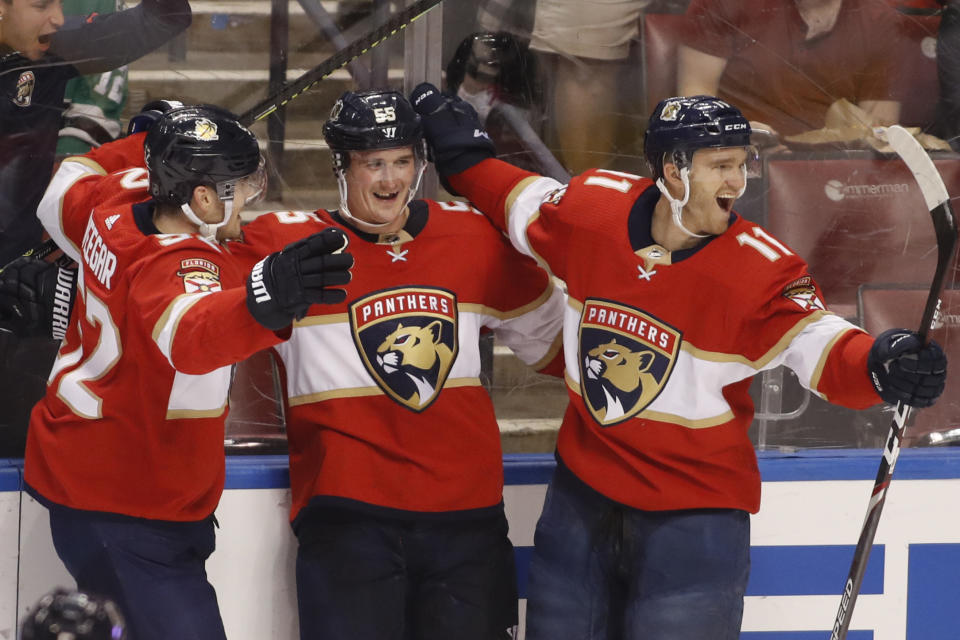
[451,160,881,514]
[25,136,284,521]
[230,201,565,520]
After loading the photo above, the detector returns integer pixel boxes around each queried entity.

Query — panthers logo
[584,339,661,423]
[579,299,681,426]
[351,287,458,411]
[187,118,219,141]
[660,99,681,122]
[14,71,35,107]
[376,321,454,407]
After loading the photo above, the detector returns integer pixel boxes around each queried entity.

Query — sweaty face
[344,147,417,232]
[0,0,64,61]
[682,146,749,236]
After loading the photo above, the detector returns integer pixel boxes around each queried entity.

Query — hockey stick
[239,0,444,127]
[830,125,958,640]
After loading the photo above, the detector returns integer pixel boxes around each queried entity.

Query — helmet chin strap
[181,198,233,241]
[655,167,709,239]
[334,158,427,230]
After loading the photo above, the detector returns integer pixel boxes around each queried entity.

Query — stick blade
[876,125,950,210]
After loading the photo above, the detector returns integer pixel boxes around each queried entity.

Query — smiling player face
[344,147,417,233]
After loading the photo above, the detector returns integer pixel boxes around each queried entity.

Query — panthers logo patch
[782,276,825,312]
[14,71,35,107]
[579,299,681,426]
[177,258,221,293]
[350,287,458,411]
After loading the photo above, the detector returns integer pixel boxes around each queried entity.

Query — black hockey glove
[246,228,354,331]
[126,99,184,135]
[410,82,496,180]
[868,328,947,408]
[0,254,77,340]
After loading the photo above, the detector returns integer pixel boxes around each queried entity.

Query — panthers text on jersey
[230,201,565,522]
[24,136,285,521]
[450,159,881,514]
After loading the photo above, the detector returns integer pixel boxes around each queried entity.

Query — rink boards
[4,450,960,640]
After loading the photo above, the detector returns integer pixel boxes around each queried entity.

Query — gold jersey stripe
[287,377,483,406]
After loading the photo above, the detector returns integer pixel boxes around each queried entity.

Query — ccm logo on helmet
[725,123,747,131]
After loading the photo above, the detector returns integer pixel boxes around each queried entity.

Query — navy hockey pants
[294,504,518,640]
[48,505,227,640]
[524,462,750,640]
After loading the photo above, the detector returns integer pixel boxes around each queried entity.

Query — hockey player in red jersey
[226,89,565,640]
[410,85,947,640]
[23,105,354,640]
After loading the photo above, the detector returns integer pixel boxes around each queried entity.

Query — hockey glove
[868,328,947,408]
[0,254,77,340]
[246,228,354,331]
[410,82,496,180]
[126,99,184,135]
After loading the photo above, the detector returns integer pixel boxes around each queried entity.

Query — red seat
[858,285,960,446]
[764,153,960,318]
[893,14,941,130]
[225,348,285,445]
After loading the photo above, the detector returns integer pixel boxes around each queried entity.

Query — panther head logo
[376,321,453,407]
[578,299,681,426]
[351,287,459,411]
[584,339,661,423]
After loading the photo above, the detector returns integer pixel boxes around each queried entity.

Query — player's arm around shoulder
[477,227,567,377]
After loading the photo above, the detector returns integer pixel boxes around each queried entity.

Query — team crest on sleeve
[14,71,35,107]
[542,186,567,206]
[177,258,222,293]
[579,299,681,426]
[350,287,458,412]
[782,276,826,312]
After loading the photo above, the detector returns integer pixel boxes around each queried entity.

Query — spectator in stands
[527,0,651,173]
[0,0,189,459]
[446,31,561,177]
[935,1,960,148]
[677,0,903,139]
[56,0,129,156]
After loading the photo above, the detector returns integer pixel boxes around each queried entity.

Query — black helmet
[145,104,261,206]
[445,32,541,108]
[322,90,424,170]
[644,96,751,180]
[21,588,126,640]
